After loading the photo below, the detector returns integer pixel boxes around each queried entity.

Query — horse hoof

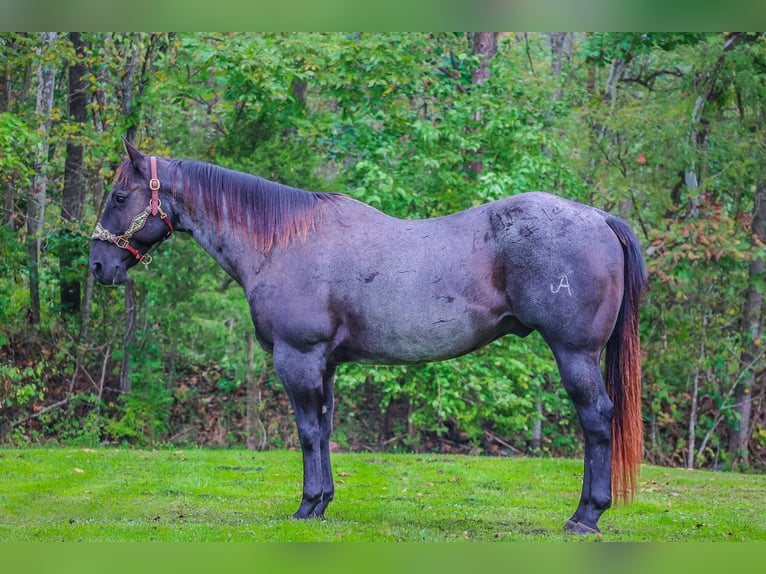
[564,519,602,536]
[293,506,315,520]
[293,508,326,520]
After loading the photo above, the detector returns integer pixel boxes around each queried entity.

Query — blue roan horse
[90,141,646,534]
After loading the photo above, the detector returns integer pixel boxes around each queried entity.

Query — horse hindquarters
[492,195,640,533]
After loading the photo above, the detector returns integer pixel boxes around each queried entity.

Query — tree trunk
[246,336,269,451]
[544,33,569,159]
[688,311,707,469]
[25,31,57,328]
[79,34,111,341]
[685,33,744,204]
[0,46,9,114]
[729,184,766,465]
[471,32,498,86]
[585,32,596,96]
[119,278,136,393]
[119,34,142,144]
[468,32,498,176]
[1,41,14,229]
[530,394,543,451]
[548,32,568,100]
[80,173,107,341]
[60,32,88,317]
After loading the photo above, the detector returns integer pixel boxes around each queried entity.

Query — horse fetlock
[593,492,612,512]
[311,491,334,518]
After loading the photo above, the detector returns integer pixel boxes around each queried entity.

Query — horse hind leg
[551,345,614,534]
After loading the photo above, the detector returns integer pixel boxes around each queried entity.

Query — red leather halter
[91,156,174,267]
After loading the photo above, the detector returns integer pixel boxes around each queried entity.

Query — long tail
[604,215,647,504]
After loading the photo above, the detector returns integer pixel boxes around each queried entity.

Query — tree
[25,32,57,328]
[731,184,765,465]
[467,32,498,176]
[60,32,88,316]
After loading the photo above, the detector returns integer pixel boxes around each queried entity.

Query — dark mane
[119,158,341,251]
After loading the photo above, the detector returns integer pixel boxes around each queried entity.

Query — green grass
[1,448,764,541]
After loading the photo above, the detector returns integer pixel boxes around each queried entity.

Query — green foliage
[0,227,27,337]
[581,33,707,65]
[104,347,173,445]
[324,34,583,218]
[38,394,103,447]
[0,364,46,410]
[340,333,567,452]
[0,112,37,188]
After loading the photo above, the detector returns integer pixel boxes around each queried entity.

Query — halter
[91,156,174,267]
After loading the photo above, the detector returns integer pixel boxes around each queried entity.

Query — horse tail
[604,215,646,504]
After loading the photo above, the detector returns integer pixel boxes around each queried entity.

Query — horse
[89,140,646,535]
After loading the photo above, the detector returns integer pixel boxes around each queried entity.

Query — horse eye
[113,194,127,205]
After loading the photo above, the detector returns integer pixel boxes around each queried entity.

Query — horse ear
[123,138,144,165]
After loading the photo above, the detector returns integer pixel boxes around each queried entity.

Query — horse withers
[90,141,646,534]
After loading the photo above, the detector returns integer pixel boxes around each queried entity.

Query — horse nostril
[91,261,103,277]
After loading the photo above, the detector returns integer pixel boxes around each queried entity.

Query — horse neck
[172,191,265,290]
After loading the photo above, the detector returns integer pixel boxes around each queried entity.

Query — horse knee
[297,420,321,452]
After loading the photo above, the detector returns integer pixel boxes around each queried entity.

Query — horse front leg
[553,347,614,535]
[273,342,329,519]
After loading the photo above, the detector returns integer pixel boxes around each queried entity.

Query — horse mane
[119,158,341,251]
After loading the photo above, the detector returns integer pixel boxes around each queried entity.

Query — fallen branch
[10,397,71,428]
[168,426,196,443]
[482,427,523,455]
[379,434,406,448]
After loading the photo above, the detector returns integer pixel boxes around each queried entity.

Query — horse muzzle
[89,245,131,286]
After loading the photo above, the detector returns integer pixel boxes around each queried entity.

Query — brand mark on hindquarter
[550,273,573,296]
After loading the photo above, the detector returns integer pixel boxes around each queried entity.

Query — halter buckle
[115,236,130,249]
[149,178,160,191]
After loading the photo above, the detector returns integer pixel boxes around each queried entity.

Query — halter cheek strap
[91,156,174,267]
[150,156,160,216]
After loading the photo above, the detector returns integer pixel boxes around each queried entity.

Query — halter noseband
[91,156,174,267]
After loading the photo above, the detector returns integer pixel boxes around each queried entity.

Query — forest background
[1,32,764,474]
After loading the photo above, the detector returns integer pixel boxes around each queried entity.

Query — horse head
[89,140,174,285]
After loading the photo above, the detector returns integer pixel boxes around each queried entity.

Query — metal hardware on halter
[149,156,160,215]
[114,235,131,249]
[90,156,173,267]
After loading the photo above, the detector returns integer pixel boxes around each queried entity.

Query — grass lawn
[1,447,764,542]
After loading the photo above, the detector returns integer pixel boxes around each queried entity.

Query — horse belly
[339,317,505,365]
[333,270,512,365]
